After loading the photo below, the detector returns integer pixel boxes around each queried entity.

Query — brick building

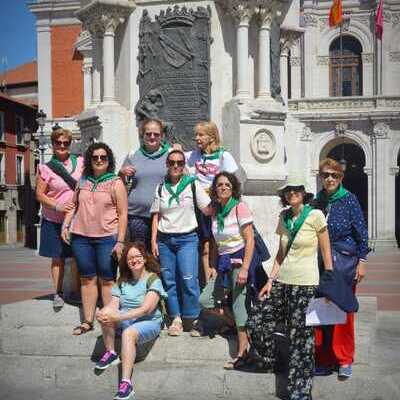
[0,93,38,247]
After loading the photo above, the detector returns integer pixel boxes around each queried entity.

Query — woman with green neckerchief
[119,119,171,249]
[198,171,255,369]
[62,143,128,335]
[314,158,369,380]
[247,176,333,400]
[36,128,84,311]
[150,150,211,336]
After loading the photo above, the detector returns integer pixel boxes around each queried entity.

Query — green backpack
[146,273,168,324]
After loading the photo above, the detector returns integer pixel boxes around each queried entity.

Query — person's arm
[36,173,74,213]
[151,213,159,257]
[60,188,79,244]
[236,223,254,287]
[118,154,136,180]
[112,180,128,260]
[318,226,333,271]
[347,195,369,283]
[96,296,120,323]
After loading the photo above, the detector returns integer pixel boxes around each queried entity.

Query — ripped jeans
[157,231,200,319]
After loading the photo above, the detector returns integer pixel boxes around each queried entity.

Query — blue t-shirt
[111,274,167,322]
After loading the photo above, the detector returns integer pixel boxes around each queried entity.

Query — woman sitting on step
[95,241,167,400]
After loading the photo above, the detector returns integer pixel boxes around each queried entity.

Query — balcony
[288,96,400,121]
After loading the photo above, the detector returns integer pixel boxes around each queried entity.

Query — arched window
[329,35,363,97]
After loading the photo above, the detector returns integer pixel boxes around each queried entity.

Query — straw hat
[277,174,312,197]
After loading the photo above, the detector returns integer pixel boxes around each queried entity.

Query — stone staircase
[0,296,396,400]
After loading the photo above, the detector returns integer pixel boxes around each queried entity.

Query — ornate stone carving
[319,18,328,32]
[217,0,255,25]
[135,6,211,149]
[352,15,370,27]
[383,10,391,23]
[373,122,389,139]
[290,56,301,67]
[250,129,276,163]
[363,167,372,176]
[390,52,400,62]
[392,12,400,26]
[303,13,318,27]
[258,7,272,29]
[300,126,312,142]
[362,53,373,64]
[317,56,330,66]
[280,28,303,53]
[76,0,135,36]
[335,122,348,136]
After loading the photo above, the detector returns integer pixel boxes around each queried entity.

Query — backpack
[146,273,168,325]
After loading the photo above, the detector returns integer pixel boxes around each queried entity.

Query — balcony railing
[288,96,400,113]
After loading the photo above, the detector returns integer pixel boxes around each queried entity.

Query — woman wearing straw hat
[247,175,333,400]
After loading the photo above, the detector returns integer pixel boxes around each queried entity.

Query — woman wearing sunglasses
[62,142,128,335]
[36,128,83,310]
[247,177,333,400]
[119,119,170,249]
[150,149,211,336]
[314,158,369,379]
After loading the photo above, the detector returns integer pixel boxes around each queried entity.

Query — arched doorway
[396,152,400,246]
[329,35,363,97]
[326,143,368,223]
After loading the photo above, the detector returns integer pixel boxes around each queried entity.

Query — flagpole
[374,5,378,96]
[340,22,343,96]
[380,33,383,95]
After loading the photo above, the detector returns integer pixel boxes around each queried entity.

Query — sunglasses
[144,132,161,138]
[283,186,304,195]
[53,140,71,147]
[91,155,108,162]
[167,160,185,167]
[320,172,342,180]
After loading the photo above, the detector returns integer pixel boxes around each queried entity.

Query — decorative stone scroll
[250,129,276,163]
[373,122,389,139]
[135,6,211,149]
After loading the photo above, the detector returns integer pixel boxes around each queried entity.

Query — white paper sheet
[305,297,347,326]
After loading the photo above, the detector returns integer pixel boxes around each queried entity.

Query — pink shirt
[38,156,84,224]
[71,177,122,238]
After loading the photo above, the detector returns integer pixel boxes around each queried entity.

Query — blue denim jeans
[157,231,200,319]
[71,234,117,280]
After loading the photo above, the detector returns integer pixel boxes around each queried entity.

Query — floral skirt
[247,281,316,400]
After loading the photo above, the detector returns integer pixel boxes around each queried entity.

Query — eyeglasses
[144,132,162,139]
[91,155,108,162]
[217,182,232,189]
[128,254,144,261]
[167,160,185,167]
[53,140,71,147]
[320,172,342,180]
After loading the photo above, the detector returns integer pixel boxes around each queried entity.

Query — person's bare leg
[121,328,138,380]
[101,322,116,352]
[70,258,81,294]
[100,279,114,307]
[237,327,249,357]
[51,258,64,293]
[80,276,98,323]
[201,240,211,282]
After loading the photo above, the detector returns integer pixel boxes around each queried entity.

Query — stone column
[290,38,302,99]
[362,53,373,96]
[233,5,252,99]
[280,45,289,103]
[82,58,92,110]
[257,8,272,99]
[102,18,119,104]
[91,35,102,106]
[302,13,318,97]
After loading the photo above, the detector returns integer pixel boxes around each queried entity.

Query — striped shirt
[211,201,253,255]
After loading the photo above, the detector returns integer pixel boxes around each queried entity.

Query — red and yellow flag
[329,0,343,27]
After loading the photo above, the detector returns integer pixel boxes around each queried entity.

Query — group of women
[36,119,368,400]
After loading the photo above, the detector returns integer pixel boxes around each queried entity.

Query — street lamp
[36,109,47,164]
[23,126,31,145]
[52,122,61,131]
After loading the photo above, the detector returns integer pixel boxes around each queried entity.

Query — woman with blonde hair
[185,121,238,283]
[36,128,83,310]
[95,241,167,400]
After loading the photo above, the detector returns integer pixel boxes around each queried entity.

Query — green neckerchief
[283,204,313,249]
[164,175,196,207]
[216,197,240,233]
[139,141,170,160]
[202,147,224,162]
[50,154,77,174]
[86,172,116,191]
[316,184,349,204]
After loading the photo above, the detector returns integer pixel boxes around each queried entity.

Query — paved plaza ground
[0,246,399,399]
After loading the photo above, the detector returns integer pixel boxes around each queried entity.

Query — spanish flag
[329,0,343,27]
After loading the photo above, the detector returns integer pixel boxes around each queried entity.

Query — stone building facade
[29,0,400,251]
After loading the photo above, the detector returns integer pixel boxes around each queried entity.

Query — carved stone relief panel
[250,129,276,163]
[135,6,211,149]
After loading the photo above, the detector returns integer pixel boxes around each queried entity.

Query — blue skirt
[39,218,73,259]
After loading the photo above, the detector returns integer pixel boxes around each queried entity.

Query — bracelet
[116,241,124,245]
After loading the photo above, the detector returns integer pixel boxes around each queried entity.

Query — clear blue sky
[0,1,36,73]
